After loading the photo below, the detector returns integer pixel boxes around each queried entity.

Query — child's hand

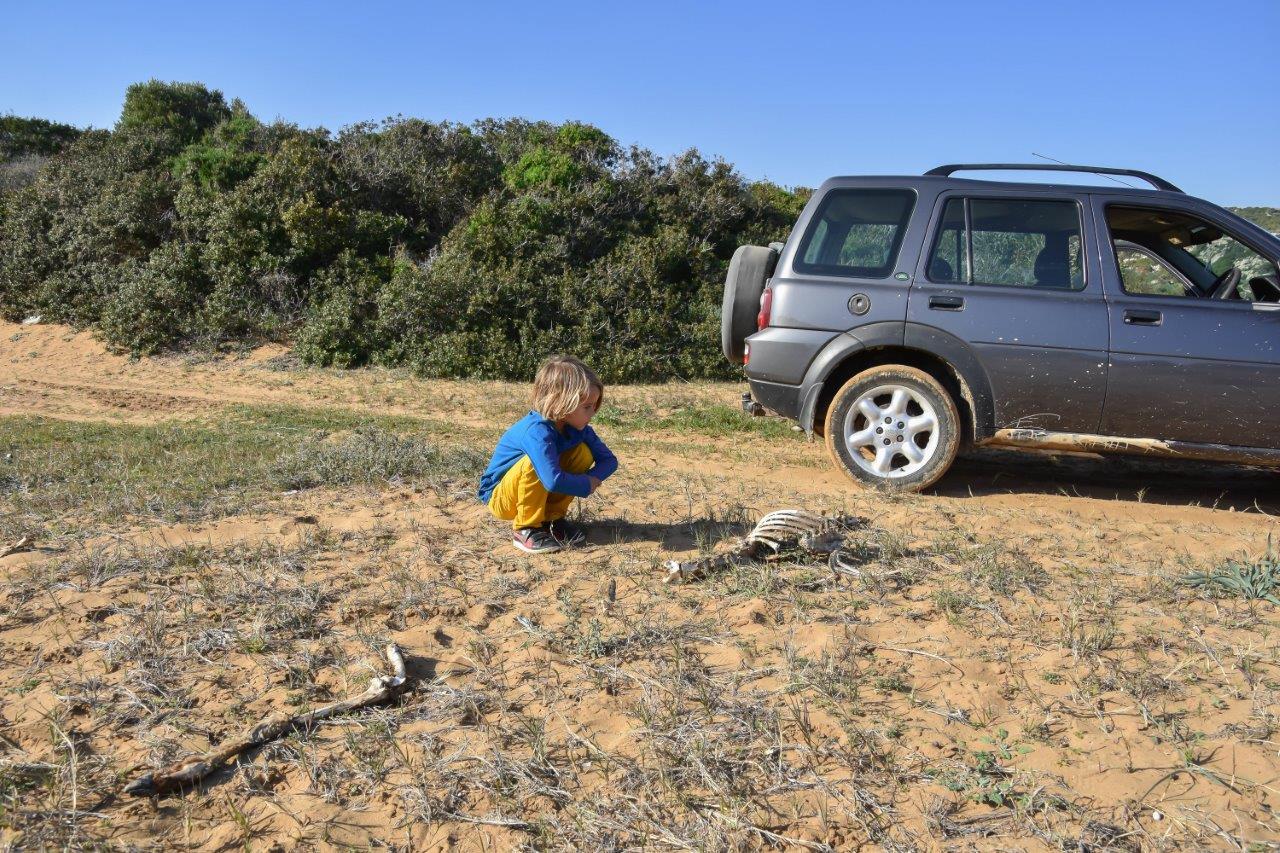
[588,476,602,494]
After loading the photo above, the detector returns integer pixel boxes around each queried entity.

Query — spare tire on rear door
[721,245,779,363]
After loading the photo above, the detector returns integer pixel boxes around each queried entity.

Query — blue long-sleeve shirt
[477,411,618,503]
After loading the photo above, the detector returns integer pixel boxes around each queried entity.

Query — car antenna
[1031,152,1137,188]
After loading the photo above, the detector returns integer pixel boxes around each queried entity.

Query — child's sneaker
[513,526,561,554]
[548,518,586,547]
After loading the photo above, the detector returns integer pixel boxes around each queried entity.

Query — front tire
[824,365,960,492]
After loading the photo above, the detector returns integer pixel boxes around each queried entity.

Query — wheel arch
[798,325,995,443]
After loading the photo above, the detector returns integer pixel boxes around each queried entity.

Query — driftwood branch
[0,536,33,558]
[124,643,407,797]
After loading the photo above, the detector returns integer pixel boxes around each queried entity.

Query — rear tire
[824,365,960,492]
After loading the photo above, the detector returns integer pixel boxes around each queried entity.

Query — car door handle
[929,295,965,311]
[1123,309,1162,326]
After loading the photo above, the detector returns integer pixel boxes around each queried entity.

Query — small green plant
[873,674,911,694]
[931,733,1032,808]
[932,587,971,618]
[1180,550,1280,605]
[1061,609,1117,659]
[237,634,268,654]
[965,545,1047,596]
[574,618,608,659]
[978,728,1033,763]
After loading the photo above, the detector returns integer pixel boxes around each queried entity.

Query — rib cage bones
[663,509,861,583]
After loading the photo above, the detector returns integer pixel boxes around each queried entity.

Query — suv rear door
[907,190,1109,433]
[1092,195,1280,446]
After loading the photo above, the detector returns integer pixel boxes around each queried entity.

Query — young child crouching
[478,355,618,553]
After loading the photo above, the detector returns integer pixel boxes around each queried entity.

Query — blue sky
[3,0,1278,203]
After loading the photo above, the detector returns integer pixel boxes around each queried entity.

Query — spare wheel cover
[721,244,778,363]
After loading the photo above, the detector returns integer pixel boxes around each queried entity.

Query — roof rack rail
[924,163,1182,193]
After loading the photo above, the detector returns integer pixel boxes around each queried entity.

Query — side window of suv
[1114,243,1194,297]
[796,189,916,278]
[1106,205,1280,302]
[929,198,968,283]
[927,197,1086,290]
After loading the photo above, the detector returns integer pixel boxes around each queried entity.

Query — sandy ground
[1,320,1278,850]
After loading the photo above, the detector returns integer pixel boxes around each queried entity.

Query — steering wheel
[1210,267,1241,300]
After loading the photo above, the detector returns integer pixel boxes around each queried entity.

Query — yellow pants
[488,443,594,529]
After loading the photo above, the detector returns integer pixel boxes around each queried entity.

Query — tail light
[757,287,773,331]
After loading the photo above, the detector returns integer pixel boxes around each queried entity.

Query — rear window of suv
[795,189,916,278]
[928,197,1085,290]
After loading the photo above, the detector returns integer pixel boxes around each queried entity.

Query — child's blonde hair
[532,355,604,421]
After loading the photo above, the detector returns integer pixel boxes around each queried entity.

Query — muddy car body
[725,164,1280,490]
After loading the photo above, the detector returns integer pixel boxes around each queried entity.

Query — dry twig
[123,643,407,797]
[874,644,965,676]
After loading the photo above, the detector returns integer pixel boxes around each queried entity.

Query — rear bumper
[745,378,803,420]
[743,327,839,385]
[739,326,836,430]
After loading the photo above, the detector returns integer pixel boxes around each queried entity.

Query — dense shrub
[334,118,501,251]
[117,80,231,149]
[390,145,801,379]
[0,127,175,324]
[0,80,809,379]
[97,242,207,353]
[0,116,84,195]
[0,115,82,160]
[0,155,50,193]
[1233,206,1280,234]
[294,250,392,368]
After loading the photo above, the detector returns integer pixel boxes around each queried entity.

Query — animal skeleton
[663,509,865,583]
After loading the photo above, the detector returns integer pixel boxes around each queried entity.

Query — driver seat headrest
[1034,247,1070,288]
[930,256,956,282]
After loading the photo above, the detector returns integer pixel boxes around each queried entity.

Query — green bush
[334,118,500,251]
[294,251,391,368]
[97,242,207,354]
[171,107,266,192]
[118,80,231,149]
[0,127,175,324]
[0,80,810,380]
[0,115,82,160]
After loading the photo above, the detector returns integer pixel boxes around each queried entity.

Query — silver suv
[723,164,1280,492]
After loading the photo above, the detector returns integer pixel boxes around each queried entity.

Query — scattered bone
[123,643,407,798]
[829,550,864,578]
[0,536,34,558]
[663,510,863,583]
